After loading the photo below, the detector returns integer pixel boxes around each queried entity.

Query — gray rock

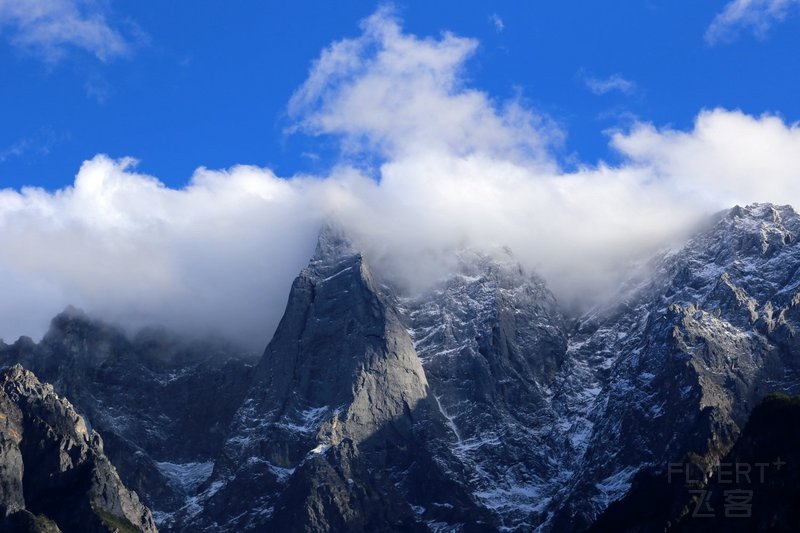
[0,364,157,533]
[0,311,255,527]
[186,224,493,531]
[549,203,800,529]
[400,249,569,529]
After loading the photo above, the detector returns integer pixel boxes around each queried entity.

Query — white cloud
[288,6,561,167]
[0,156,335,348]
[582,73,636,95]
[489,13,504,33]
[610,109,800,205]
[2,9,800,349]
[705,0,799,45]
[0,0,130,62]
[0,138,29,163]
[0,128,61,163]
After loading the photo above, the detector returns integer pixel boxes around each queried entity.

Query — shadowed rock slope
[590,392,800,532]
[0,313,256,524]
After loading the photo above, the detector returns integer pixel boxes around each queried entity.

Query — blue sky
[1,0,798,189]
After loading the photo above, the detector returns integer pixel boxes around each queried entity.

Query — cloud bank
[2,8,800,349]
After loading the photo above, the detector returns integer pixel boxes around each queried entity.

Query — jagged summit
[727,201,797,221]
[707,202,798,257]
[311,221,359,264]
[400,246,568,527]
[191,222,571,531]
[187,222,452,531]
[548,201,800,528]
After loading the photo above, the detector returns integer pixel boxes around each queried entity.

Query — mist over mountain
[2,9,800,349]
[3,202,800,531]
[2,6,800,531]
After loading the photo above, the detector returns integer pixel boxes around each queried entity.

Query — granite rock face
[0,364,157,533]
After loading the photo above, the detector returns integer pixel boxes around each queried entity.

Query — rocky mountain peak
[727,202,796,223]
[548,201,800,529]
[312,221,359,263]
[1,364,90,442]
[0,365,158,533]
[47,305,117,339]
[709,202,798,258]
[186,224,447,531]
[396,247,569,527]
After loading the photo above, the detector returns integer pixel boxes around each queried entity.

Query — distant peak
[55,305,90,322]
[48,305,100,333]
[313,221,358,262]
[727,203,797,222]
[453,246,530,280]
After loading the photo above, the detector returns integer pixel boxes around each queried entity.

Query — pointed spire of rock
[188,218,479,531]
[312,220,357,262]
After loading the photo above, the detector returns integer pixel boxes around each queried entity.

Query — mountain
[184,224,494,531]
[0,364,157,533]
[399,249,569,529]
[589,392,800,532]
[550,203,800,529]
[2,203,800,532]
[0,310,256,525]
